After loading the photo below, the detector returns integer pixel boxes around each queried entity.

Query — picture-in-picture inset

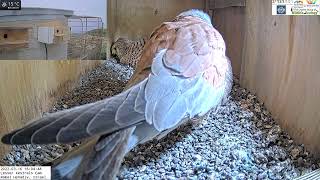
[0,0,106,60]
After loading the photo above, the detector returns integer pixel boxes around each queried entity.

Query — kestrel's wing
[1,79,148,145]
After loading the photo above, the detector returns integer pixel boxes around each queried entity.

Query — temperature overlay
[0,0,21,10]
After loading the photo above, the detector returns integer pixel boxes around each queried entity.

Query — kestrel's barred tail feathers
[110,37,147,68]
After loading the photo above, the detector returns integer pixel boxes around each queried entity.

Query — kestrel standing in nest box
[2,9,233,180]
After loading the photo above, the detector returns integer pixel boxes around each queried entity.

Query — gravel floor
[1,60,319,179]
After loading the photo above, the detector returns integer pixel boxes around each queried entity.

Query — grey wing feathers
[1,80,148,145]
[134,81,147,114]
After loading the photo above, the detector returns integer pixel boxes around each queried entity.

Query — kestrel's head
[178,9,212,25]
[110,38,126,62]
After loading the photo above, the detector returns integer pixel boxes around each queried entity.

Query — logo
[306,0,318,4]
[294,0,304,4]
[291,5,319,14]
[277,5,287,14]
[1,2,7,8]
[272,0,295,4]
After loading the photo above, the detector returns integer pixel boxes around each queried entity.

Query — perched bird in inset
[1,9,233,180]
[110,37,147,68]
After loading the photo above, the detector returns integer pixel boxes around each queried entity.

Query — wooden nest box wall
[0,28,29,50]
[106,0,320,158]
[210,0,320,159]
[0,60,102,158]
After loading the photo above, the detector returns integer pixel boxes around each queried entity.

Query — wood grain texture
[240,0,320,158]
[0,60,101,157]
[213,7,245,77]
[205,0,210,13]
[106,0,205,58]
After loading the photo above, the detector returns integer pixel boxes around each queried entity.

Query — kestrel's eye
[111,46,117,55]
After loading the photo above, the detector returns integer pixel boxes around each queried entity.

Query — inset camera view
[0,0,106,60]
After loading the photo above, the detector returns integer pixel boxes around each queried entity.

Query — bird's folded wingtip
[1,128,24,145]
[1,133,12,145]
